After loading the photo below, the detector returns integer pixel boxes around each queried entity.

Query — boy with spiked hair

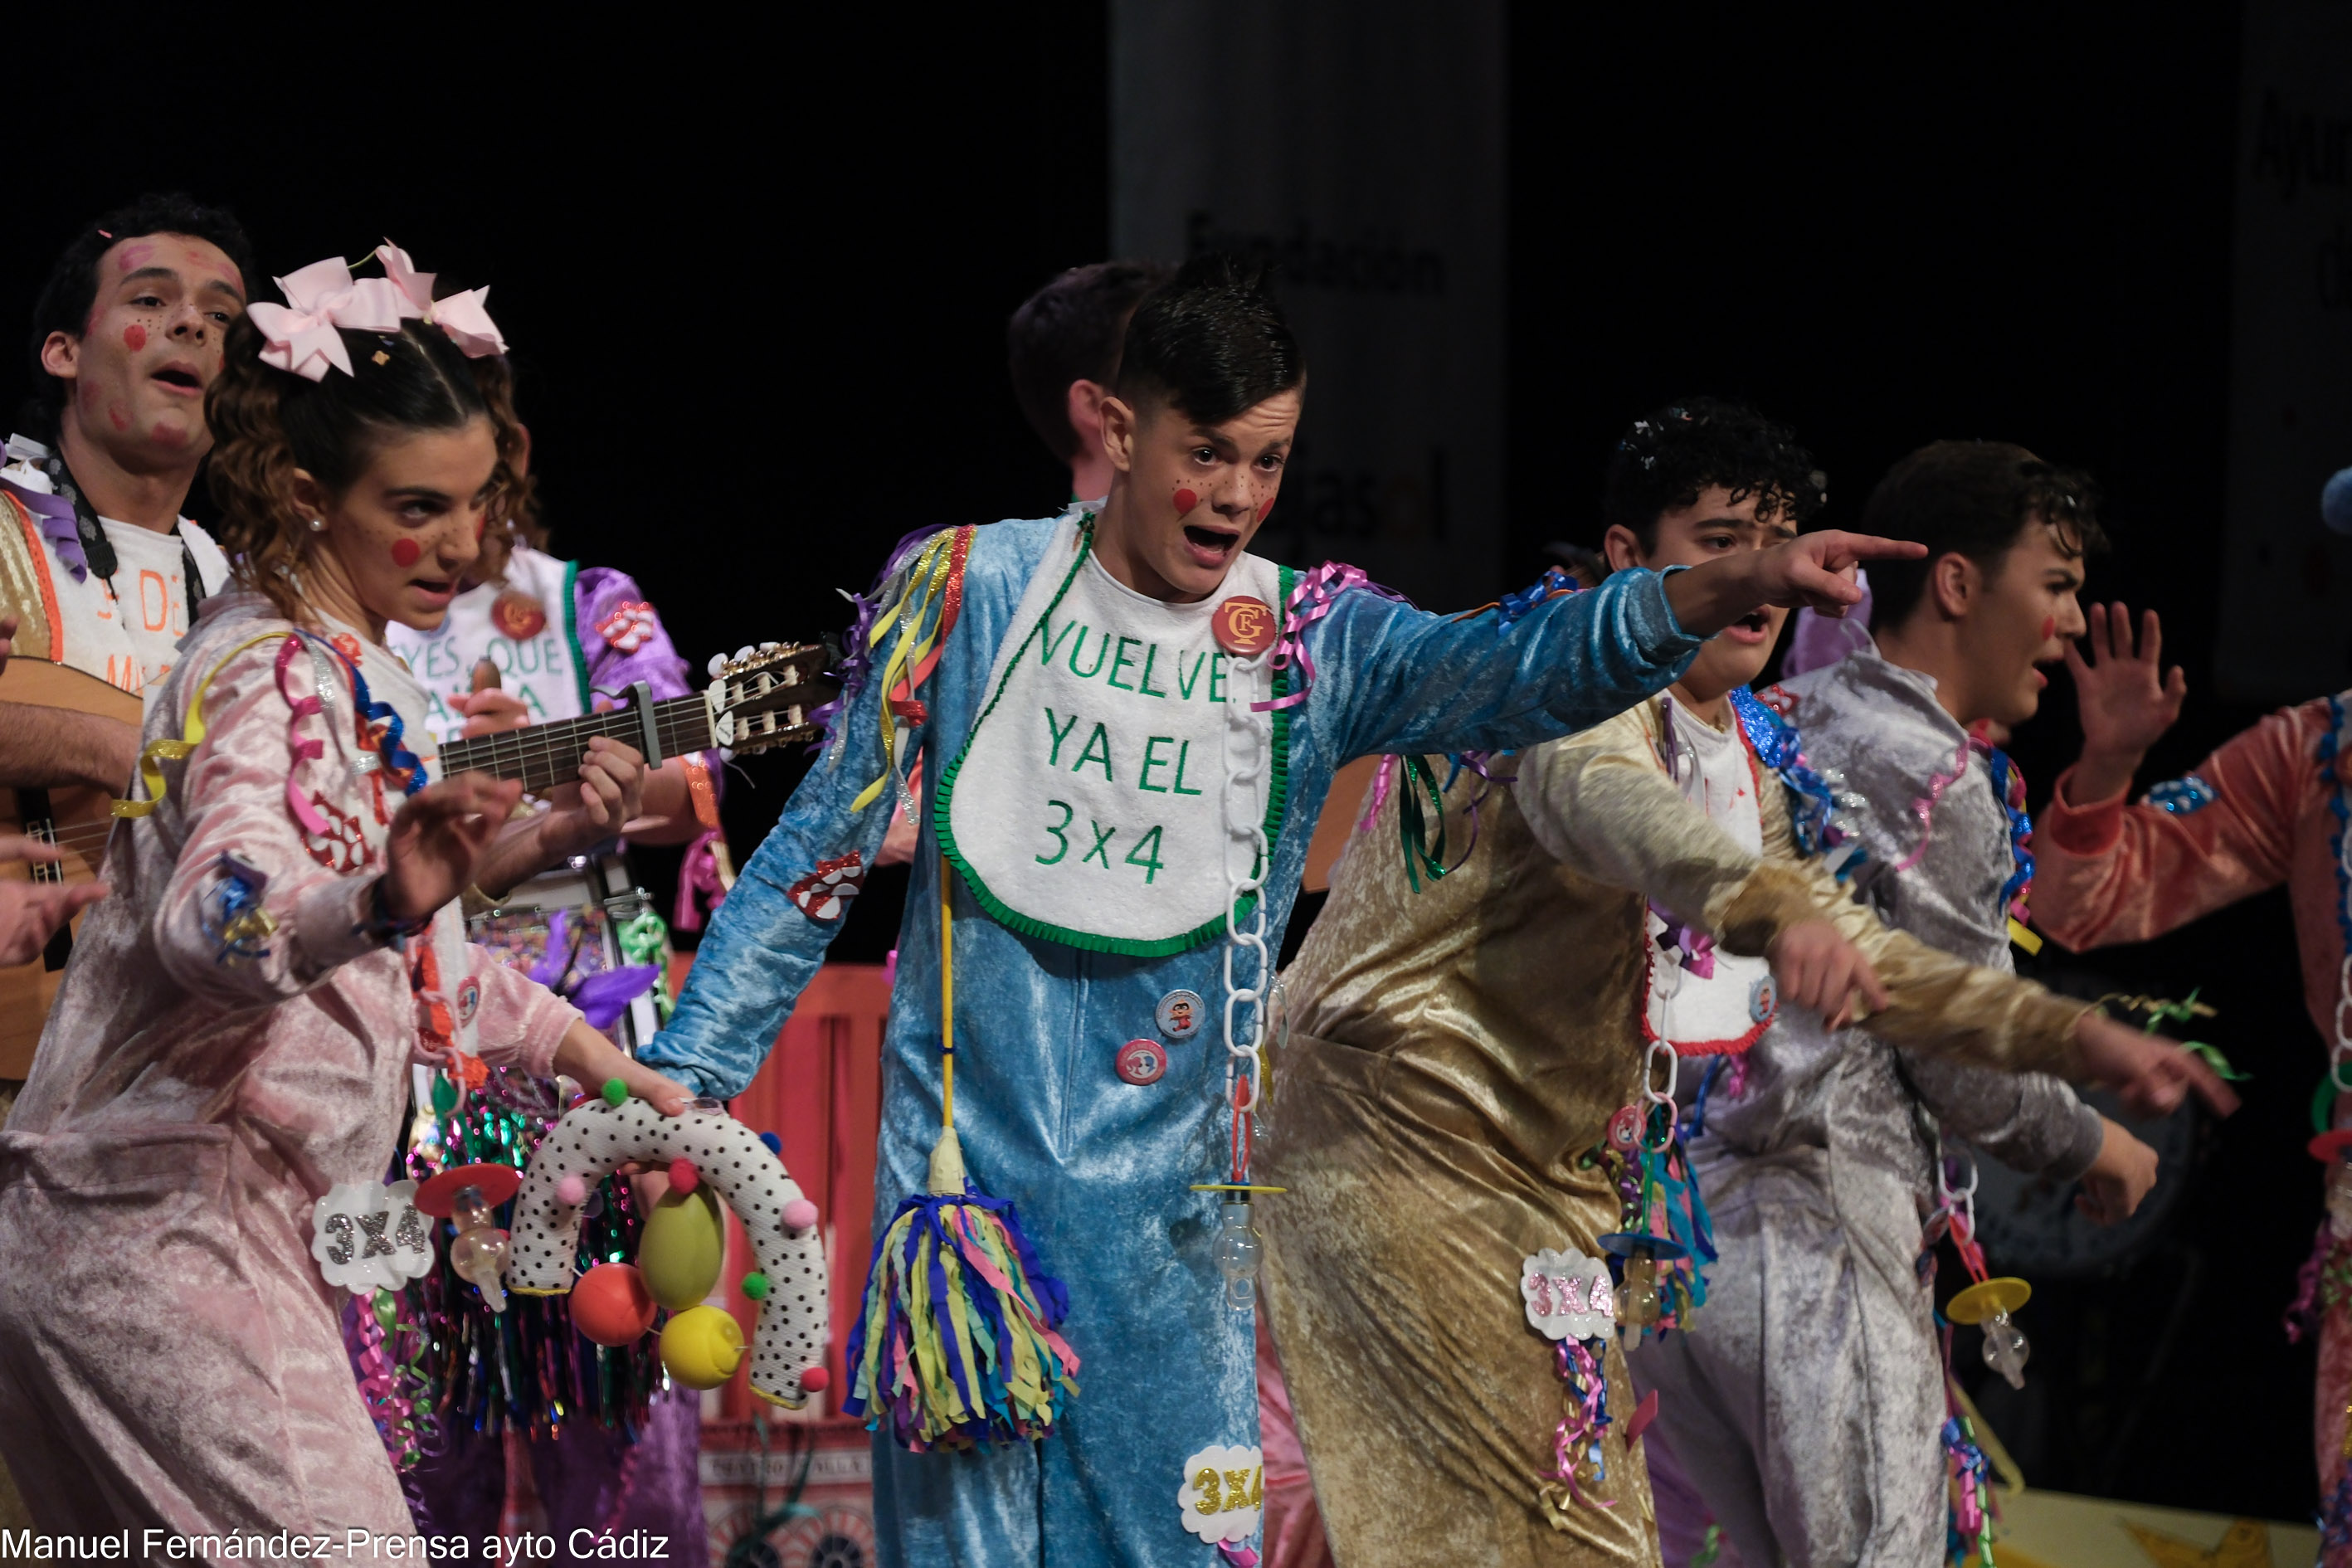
[638,269,1921,1567]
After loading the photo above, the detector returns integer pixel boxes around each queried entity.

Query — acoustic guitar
[0,640,835,1078]
[0,660,139,1077]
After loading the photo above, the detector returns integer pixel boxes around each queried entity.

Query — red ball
[571,1262,657,1346]
[801,1365,830,1393]
[667,1158,699,1195]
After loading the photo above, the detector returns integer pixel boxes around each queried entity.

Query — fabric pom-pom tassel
[840,1126,1081,1449]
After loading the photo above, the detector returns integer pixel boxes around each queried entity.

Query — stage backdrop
[2216,0,2352,702]
[1108,0,1507,611]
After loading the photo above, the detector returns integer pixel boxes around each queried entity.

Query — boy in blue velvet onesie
[638,256,1921,1568]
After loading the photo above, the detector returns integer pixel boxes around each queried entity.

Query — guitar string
[25,671,822,852]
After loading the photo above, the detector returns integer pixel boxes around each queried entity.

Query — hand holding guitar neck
[451,656,530,738]
[0,835,106,967]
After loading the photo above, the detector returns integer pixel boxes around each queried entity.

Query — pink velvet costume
[0,592,581,1535]
[2031,693,2351,1536]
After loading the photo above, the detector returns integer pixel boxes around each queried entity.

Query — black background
[10,0,2322,1522]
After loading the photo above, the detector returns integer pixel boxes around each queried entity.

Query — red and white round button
[1115,1039,1168,1086]
[1212,597,1278,656]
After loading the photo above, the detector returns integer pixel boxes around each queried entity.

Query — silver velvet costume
[1631,646,2104,1567]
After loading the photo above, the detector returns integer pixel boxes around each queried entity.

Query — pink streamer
[1253,562,1376,713]
[1887,735,1975,874]
[671,828,729,931]
[1552,1337,1615,1509]
[1356,753,1398,833]
[272,638,337,836]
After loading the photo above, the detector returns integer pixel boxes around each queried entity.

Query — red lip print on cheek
[108,405,129,431]
[1173,488,1199,517]
[122,324,147,352]
[391,538,422,568]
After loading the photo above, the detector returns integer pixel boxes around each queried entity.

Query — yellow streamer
[850,532,960,814]
[110,633,301,819]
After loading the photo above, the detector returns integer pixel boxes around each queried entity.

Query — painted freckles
[391,538,422,568]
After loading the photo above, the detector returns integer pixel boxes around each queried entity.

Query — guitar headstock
[704,641,836,755]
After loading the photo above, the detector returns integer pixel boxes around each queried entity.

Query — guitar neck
[437,693,713,793]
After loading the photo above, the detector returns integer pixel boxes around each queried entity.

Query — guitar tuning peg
[733,645,755,664]
[706,654,728,679]
[760,641,780,652]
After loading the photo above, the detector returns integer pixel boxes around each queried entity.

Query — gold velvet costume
[1258,697,2090,1567]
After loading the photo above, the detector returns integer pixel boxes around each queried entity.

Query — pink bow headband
[246,241,506,382]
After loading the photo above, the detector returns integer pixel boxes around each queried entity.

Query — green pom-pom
[741,1271,769,1302]
[430,1075,458,1113]
[602,1077,629,1107]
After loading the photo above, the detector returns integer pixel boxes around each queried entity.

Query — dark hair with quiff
[1860,441,2107,630]
[1113,254,1305,426]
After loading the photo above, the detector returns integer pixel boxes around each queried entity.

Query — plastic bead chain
[1220,640,1273,1142]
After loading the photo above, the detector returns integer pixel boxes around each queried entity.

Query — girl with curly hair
[0,245,689,1533]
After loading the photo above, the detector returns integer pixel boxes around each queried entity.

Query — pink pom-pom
[782,1197,820,1231]
[801,1365,830,1392]
[554,1175,588,1207]
[667,1158,699,1194]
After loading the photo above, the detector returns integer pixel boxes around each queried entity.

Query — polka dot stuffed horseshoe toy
[508,1083,829,1405]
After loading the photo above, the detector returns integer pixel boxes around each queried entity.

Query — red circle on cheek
[2041,616,2056,640]
[122,324,147,352]
[476,518,486,543]
[391,538,422,568]
[1257,498,1274,523]
[1173,488,1199,517]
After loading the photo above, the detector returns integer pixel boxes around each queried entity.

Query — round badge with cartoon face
[491,591,548,640]
[455,973,483,1025]
[1212,597,1278,656]
[1606,1103,1644,1154]
[1748,975,1777,1025]
[1115,1040,1168,1086]
[1156,989,1204,1041]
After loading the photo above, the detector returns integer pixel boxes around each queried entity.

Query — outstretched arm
[1515,712,1888,1026]
[1332,530,1922,763]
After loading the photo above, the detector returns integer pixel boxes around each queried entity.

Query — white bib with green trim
[937,514,1289,957]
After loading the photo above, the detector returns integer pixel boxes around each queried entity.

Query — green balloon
[639,1184,726,1310]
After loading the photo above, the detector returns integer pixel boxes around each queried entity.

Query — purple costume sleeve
[572,565,733,928]
[572,565,722,796]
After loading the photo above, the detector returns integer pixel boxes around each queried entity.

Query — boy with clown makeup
[639,256,1920,1568]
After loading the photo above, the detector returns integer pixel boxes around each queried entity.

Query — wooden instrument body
[0,660,141,1079]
